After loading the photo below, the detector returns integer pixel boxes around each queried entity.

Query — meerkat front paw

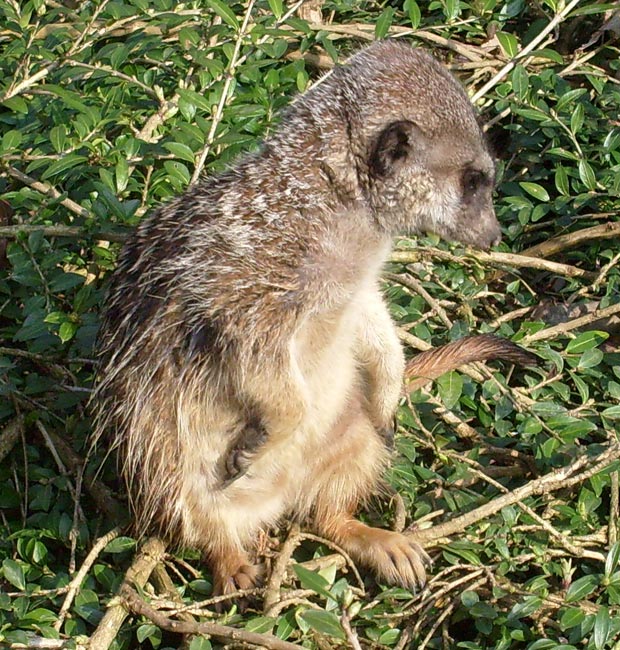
[222,420,268,487]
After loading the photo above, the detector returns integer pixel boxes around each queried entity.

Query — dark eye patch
[461,167,490,195]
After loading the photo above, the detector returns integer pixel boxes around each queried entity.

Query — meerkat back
[93,40,500,594]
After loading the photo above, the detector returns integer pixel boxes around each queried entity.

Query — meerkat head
[336,41,501,250]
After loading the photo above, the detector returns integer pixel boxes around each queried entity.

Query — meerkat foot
[210,548,263,597]
[319,516,430,591]
[222,422,268,486]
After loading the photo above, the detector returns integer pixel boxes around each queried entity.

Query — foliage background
[1,0,620,648]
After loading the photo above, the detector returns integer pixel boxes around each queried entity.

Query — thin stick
[521,302,620,344]
[5,167,90,219]
[54,528,121,631]
[121,584,303,650]
[191,0,257,183]
[521,220,620,259]
[415,444,620,546]
[470,0,583,102]
[391,248,596,281]
[89,537,167,650]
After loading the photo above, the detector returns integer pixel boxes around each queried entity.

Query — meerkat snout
[347,44,501,248]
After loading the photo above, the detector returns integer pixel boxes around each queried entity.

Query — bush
[1,1,619,648]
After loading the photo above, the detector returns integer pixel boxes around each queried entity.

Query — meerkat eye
[461,168,487,195]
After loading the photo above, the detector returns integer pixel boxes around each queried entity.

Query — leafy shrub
[1,0,619,648]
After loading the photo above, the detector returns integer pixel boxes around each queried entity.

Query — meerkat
[93,40,507,595]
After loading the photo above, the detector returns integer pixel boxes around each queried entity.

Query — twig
[4,636,86,649]
[470,0,583,102]
[385,272,453,329]
[521,220,620,259]
[415,444,620,546]
[0,223,127,243]
[520,302,620,344]
[4,166,90,218]
[391,248,596,281]
[54,528,122,631]
[121,584,303,650]
[45,427,124,520]
[340,610,363,650]
[0,415,23,464]
[89,537,167,650]
[610,471,619,546]
[263,523,301,616]
[456,455,605,561]
[191,0,257,183]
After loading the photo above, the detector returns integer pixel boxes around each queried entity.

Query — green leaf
[461,590,479,607]
[497,32,519,58]
[570,104,584,134]
[605,543,620,578]
[292,564,336,602]
[374,8,394,39]
[246,616,276,634]
[556,88,588,113]
[50,126,67,153]
[164,160,191,188]
[565,331,608,354]
[58,321,77,343]
[602,406,620,420]
[545,415,596,439]
[40,155,88,181]
[104,537,136,553]
[560,607,585,630]
[565,574,599,602]
[1,129,22,152]
[116,157,129,193]
[511,65,529,99]
[137,624,162,646]
[2,96,29,114]
[437,371,463,409]
[205,0,239,29]
[507,596,542,621]
[578,159,597,190]
[405,0,421,28]
[593,606,610,650]
[519,182,549,202]
[2,559,26,590]
[177,89,213,114]
[298,609,345,640]
[164,142,196,164]
[555,165,569,196]
[266,0,283,19]
[189,638,212,650]
[577,348,603,369]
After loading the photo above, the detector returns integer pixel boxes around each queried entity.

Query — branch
[191,0,257,183]
[415,444,620,546]
[390,248,596,281]
[55,528,122,631]
[121,584,303,650]
[88,537,167,650]
[0,224,127,243]
[470,0,584,102]
[4,166,90,218]
[521,220,620,259]
[521,302,620,343]
[0,415,23,464]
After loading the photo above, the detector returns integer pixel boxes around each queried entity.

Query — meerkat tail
[404,333,539,391]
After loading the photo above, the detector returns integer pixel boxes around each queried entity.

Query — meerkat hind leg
[309,403,430,591]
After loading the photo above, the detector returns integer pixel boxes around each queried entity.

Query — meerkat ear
[368,120,422,178]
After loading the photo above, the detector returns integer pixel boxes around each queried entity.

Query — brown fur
[405,334,539,391]
[93,41,505,594]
